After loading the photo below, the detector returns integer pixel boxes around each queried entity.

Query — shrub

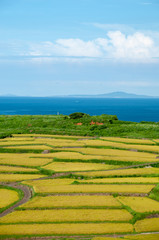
[69,112,89,119]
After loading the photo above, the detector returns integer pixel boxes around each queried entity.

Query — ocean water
[0,97,159,122]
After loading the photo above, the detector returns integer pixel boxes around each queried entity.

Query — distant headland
[0,91,158,98]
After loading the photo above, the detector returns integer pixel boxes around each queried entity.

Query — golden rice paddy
[20,195,121,208]
[0,165,38,173]
[0,188,19,208]
[42,161,119,172]
[35,151,158,163]
[0,173,44,182]
[24,181,154,194]
[101,137,155,145]
[0,140,36,146]
[0,209,132,223]
[76,139,159,153]
[63,147,157,158]
[75,167,159,177]
[23,178,74,187]
[0,153,52,166]
[135,218,159,232]
[40,151,104,160]
[34,138,86,147]
[4,145,53,150]
[0,134,159,237]
[0,223,133,235]
[79,177,159,184]
[13,134,92,139]
[117,196,159,213]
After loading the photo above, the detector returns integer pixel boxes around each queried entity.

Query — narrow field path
[0,182,32,217]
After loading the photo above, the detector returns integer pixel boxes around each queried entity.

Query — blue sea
[0,97,159,122]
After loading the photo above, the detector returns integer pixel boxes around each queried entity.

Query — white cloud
[12,31,159,63]
[29,39,102,58]
[107,31,154,60]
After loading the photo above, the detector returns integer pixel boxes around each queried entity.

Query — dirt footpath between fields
[0,182,32,217]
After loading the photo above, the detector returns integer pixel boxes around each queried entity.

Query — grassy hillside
[0,113,159,138]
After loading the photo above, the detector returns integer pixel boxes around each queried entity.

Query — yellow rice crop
[0,173,45,182]
[6,138,159,153]
[23,178,74,187]
[35,151,157,163]
[101,137,154,145]
[0,153,35,158]
[124,144,159,153]
[21,195,121,208]
[3,137,34,141]
[77,140,159,153]
[135,218,159,232]
[5,145,53,150]
[35,134,92,139]
[0,209,132,223]
[40,151,104,160]
[0,141,37,146]
[0,165,38,172]
[34,138,85,147]
[63,147,156,158]
[0,223,133,235]
[75,167,159,177]
[124,234,159,239]
[117,196,159,213]
[42,161,119,172]
[0,189,19,208]
[0,155,52,167]
[79,177,159,184]
[41,151,157,162]
[13,134,92,139]
[77,140,137,150]
[25,181,154,193]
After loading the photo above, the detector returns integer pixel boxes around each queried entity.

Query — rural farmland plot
[0,135,159,239]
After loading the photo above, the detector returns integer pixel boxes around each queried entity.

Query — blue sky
[0,0,159,96]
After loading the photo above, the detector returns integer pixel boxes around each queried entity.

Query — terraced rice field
[20,195,121,208]
[42,161,119,172]
[101,137,155,145]
[117,196,159,212]
[0,223,133,235]
[135,218,159,232]
[79,177,159,184]
[0,165,38,173]
[58,147,158,163]
[0,188,19,208]
[5,145,53,150]
[0,173,44,182]
[75,167,159,177]
[23,179,155,193]
[0,134,159,239]
[0,153,52,166]
[0,209,132,223]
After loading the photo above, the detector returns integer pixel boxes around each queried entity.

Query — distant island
[0,91,158,98]
[64,91,157,98]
